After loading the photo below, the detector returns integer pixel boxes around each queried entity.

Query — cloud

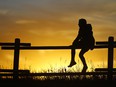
[0,9,9,15]
[16,0,116,29]
[1,0,116,24]
[15,20,37,24]
[0,0,116,70]
[0,0,116,41]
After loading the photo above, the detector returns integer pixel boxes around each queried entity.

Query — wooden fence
[0,36,116,80]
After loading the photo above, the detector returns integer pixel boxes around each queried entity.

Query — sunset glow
[0,0,116,72]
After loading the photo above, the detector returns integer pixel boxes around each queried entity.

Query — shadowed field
[0,78,116,87]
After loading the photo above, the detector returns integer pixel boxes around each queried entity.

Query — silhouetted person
[68,18,95,73]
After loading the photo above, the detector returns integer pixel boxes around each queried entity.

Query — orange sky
[0,0,116,72]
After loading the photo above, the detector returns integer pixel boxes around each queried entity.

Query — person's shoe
[68,61,76,67]
[82,65,88,73]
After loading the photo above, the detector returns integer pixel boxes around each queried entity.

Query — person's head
[78,18,87,27]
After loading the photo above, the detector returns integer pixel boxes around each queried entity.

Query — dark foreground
[0,79,116,87]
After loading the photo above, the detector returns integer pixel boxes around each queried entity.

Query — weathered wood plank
[0,72,116,76]
[96,41,116,45]
[0,43,31,46]
[0,69,30,73]
[95,68,116,72]
[2,45,114,50]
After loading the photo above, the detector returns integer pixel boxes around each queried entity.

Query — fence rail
[0,36,116,80]
[0,72,116,76]
[2,45,116,50]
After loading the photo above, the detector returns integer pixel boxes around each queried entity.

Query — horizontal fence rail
[0,36,116,80]
[0,43,31,46]
[0,69,30,73]
[0,72,116,76]
[2,44,116,50]
[95,68,116,72]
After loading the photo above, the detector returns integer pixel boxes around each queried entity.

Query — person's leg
[79,48,89,72]
[68,48,76,67]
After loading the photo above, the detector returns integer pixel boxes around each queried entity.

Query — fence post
[13,38,20,80]
[108,36,114,80]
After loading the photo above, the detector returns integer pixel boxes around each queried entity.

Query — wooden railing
[0,36,116,80]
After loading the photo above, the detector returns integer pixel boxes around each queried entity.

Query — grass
[0,60,116,87]
[0,68,116,87]
[0,66,116,81]
[0,60,115,80]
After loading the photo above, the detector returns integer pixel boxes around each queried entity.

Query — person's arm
[72,30,81,45]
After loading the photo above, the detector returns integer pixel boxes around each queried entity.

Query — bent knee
[79,53,84,58]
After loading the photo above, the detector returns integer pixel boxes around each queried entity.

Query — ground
[0,79,116,87]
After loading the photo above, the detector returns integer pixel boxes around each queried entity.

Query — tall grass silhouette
[0,58,116,81]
